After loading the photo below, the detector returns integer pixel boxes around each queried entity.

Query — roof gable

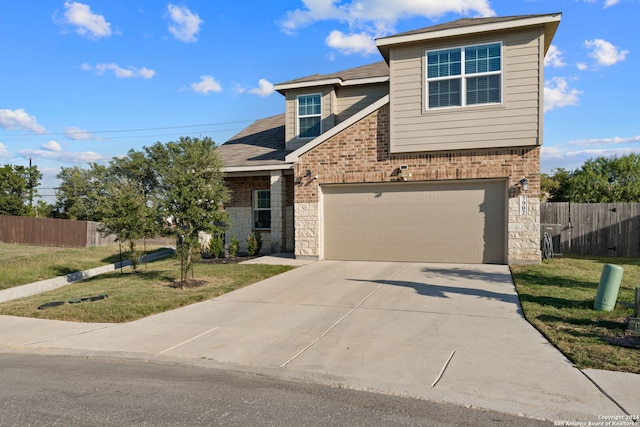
[377,12,561,61]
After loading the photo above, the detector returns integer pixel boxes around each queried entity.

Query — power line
[0,119,254,142]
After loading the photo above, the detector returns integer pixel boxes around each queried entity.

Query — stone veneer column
[294,202,319,259]
[508,195,541,264]
[270,170,285,253]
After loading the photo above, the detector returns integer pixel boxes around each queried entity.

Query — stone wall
[293,103,541,263]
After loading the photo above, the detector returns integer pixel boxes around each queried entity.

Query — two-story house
[216,13,561,264]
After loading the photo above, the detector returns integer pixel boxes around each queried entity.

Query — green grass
[0,257,294,323]
[0,243,170,290]
[511,255,640,374]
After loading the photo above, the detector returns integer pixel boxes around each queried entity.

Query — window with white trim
[426,42,502,109]
[252,190,271,230]
[297,94,321,138]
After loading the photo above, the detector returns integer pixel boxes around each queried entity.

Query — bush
[208,234,225,258]
[246,230,263,256]
[228,234,240,257]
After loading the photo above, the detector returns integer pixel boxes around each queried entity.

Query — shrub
[228,234,240,257]
[208,234,225,258]
[246,230,263,256]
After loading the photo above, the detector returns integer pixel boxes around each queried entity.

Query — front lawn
[0,243,170,290]
[511,256,639,374]
[0,257,294,323]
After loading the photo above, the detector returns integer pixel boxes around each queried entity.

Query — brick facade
[224,175,295,254]
[294,104,541,263]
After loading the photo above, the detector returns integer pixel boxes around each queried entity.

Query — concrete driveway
[0,260,629,421]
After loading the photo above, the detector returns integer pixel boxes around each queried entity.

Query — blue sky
[0,1,637,200]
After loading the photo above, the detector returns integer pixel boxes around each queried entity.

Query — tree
[97,152,158,271]
[54,164,108,220]
[566,154,640,202]
[543,154,640,203]
[541,168,571,202]
[0,164,42,216]
[145,137,230,286]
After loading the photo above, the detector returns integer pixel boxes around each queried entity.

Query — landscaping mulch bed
[199,256,258,264]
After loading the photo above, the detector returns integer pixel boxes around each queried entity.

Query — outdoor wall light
[520,178,529,192]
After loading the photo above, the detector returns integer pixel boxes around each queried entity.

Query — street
[0,353,547,426]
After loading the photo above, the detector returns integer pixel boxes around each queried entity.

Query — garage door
[322,180,506,264]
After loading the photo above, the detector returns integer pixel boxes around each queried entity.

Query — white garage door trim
[320,179,507,264]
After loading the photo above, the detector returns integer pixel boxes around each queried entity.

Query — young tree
[98,176,153,271]
[54,164,108,220]
[97,151,159,271]
[0,164,42,216]
[145,137,230,286]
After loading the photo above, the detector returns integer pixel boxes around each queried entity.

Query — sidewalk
[0,258,638,423]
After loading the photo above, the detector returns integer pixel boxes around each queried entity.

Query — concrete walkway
[0,259,638,423]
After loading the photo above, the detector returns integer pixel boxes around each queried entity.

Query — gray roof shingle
[277,61,389,86]
[216,114,287,168]
[380,13,560,40]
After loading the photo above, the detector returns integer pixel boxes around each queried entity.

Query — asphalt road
[0,353,549,426]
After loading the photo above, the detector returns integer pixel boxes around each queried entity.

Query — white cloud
[580,0,620,6]
[17,148,109,164]
[585,39,628,66]
[248,79,275,97]
[41,140,62,152]
[0,108,46,134]
[232,83,247,95]
[326,30,377,54]
[0,143,10,158]
[64,126,96,140]
[577,62,589,71]
[61,2,112,39]
[280,0,495,35]
[544,45,566,68]
[167,4,203,42]
[544,77,582,112]
[568,135,640,146]
[82,63,156,79]
[541,134,640,172]
[542,145,639,161]
[190,75,222,94]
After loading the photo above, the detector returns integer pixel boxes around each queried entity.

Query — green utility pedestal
[594,264,624,311]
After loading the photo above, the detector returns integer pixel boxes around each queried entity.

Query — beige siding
[335,83,388,124]
[389,28,543,153]
[284,87,336,151]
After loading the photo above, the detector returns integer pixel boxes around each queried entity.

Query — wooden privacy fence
[541,203,640,258]
[0,215,116,248]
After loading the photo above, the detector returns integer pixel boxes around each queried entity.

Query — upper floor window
[253,189,271,230]
[426,42,501,109]
[297,94,321,138]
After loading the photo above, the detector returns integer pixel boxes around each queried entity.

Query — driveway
[0,261,624,420]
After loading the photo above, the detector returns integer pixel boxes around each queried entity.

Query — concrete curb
[0,249,174,303]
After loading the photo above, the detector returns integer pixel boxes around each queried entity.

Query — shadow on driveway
[348,264,524,316]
